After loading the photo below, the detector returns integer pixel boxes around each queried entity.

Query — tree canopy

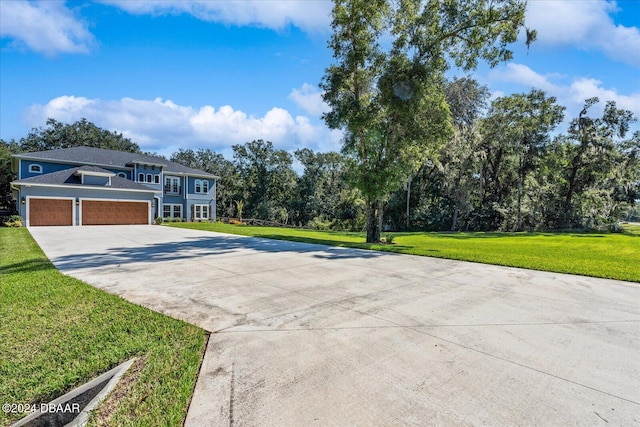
[322,0,532,242]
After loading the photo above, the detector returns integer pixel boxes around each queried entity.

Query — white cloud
[288,83,330,116]
[0,1,94,56]
[489,63,640,129]
[525,0,640,67]
[100,0,331,33]
[26,96,340,154]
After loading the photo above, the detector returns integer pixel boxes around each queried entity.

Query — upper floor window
[138,172,145,182]
[165,176,180,194]
[29,164,43,174]
[117,172,127,178]
[195,179,209,194]
[154,175,160,184]
[146,173,152,183]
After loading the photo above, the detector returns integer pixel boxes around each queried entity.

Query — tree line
[2,88,638,232]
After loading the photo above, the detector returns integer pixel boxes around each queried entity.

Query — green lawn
[169,222,640,282]
[0,228,206,427]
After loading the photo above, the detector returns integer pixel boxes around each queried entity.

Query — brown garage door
[82,200,149,225]
[29,198,73,226]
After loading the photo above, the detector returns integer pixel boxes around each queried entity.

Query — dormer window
[29,164,43,174]
[117,172,127,178]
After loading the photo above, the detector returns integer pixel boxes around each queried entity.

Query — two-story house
[10,146,218,226]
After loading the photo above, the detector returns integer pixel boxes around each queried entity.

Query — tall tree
[322,0,533,242]
[232,140,296,222]
[481,90,564,230]
[0,139,22,214]
[293,148,348,225]
[560,98,637,227]
[20,118,140,153]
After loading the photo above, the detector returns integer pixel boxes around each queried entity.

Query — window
[164,177,180,194]
[146,173,152,183]
[117,172,127,178]
[154,175,160,184]
[163,204,182,220]
[138,172,145,182]
[193,204,210,220]
[29,164,43,173]
[194,179,209,194]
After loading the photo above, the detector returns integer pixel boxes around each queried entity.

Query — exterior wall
[17,185,154,226]
[19,159,130,179]
[20,160,76,179]
[134,165,162,186]
[186,176,214,195]
[185,177,216,221]
[110,169,131,180]
[83,175,110,186]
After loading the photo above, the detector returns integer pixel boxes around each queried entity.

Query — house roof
[14,146,219,178]
[12,166,157,192]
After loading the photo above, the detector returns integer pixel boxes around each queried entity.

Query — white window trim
[165,176,180,194]
[194,179,209,194]
[154,175,160,184]
[163,203,183,220]
[117,172,127,178]
[193,204,210,220]
[28,164,43,174]
[138,172,145,182]
[146,173,152,183]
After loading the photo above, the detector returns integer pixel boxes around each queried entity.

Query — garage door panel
[29,198,73,226]
[82,200,148,225]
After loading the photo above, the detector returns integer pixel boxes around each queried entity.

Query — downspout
[184,176,188,221]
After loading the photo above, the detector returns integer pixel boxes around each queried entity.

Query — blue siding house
[10,146,218,226]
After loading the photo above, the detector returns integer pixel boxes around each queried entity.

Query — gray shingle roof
[12,166,157,192]
[16,146,218,178]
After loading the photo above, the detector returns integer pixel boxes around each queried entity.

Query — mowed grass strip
[0,228,206,427]
[169,222,640,282]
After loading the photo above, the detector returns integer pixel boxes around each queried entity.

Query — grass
[169,222,640,283]
[621,221,640,235]
[0,228,206,427]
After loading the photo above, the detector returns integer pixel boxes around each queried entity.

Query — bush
[384,234,396,244]
[308,216,332,230]
[3,215,23,227]
[154,217,163,225]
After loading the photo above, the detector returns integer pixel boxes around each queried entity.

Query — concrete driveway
[29,225,640,426]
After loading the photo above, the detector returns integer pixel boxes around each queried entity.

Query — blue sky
[1,0,639,159]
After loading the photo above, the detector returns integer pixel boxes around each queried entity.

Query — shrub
[308,216,332,230]
[154,217,163,225]
[384,234,396,244]
[3,215,23,227]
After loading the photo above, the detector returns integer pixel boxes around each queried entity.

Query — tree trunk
[452,204,459,231]
[365,198,381,243]
[405,177,411,229]
[517,171,523,231]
